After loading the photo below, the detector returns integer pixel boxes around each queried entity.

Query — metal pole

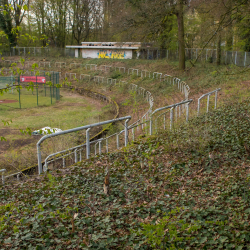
[116,134,119,149]
[50,85,52,104]
[186,104,189,122]
[53,72,54,97]
[170,108,173,130]
[36,76,38,106]
[197,99,201,116]
[99,141,101,154]
[37,144,42,174]
[149,117,153,135]
[18,78,21,109]
[74,150,78,163]
[86,128,90,159]
[215,91,218,109]
[207,95,210,112]
[125,119,129,147]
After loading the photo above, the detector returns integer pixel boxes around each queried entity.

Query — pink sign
[20,76,46,83]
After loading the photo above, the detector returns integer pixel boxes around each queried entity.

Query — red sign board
[20,76,46,83]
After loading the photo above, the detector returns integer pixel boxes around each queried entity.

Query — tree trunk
[176,0,185,70]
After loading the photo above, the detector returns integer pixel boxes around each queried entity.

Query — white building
[66,42,141,59]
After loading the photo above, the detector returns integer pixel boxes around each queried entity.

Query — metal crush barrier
[1,60,223,184]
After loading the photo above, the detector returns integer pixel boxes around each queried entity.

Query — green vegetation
[0,90,104,131]
[0,89,111,173]
[0,88,56,110]
[0,98,249,249]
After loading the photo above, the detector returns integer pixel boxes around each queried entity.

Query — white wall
[81,48,133,59]
[75,49,79,58]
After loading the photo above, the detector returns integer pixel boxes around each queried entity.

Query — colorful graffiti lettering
[98,50,126,59]
[98,50,110,59]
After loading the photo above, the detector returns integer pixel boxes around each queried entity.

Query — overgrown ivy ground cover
[0,99,250,249]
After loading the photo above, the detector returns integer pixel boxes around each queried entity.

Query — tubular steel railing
[150,99,193,135]
[197,88,221,116]
[2,61,223,182]
[37,116,131,175]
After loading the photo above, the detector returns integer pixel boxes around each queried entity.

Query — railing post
[80,151,82,161]
[186,103,189,122]
[37,144,43,175]
[125,119,129,147]
[74,150,78,163]
[99,140,102,154]
[86,128,90,159]
[197,98,201,116]
[164,114,166,130]
[116,134,119,149]
[132,128,135,141]
[63,158,65,168]
[207,95,210,113]
[215,91,218,109]
[106,139,108,153]
[149,116,153,135]
[170,107,174,130]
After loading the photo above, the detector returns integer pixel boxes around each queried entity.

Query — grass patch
[0,89,112,173]
[0,87,56,110]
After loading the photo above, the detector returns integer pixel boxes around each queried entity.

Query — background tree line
[0,0,250,69]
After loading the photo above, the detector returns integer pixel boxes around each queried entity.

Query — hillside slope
[0,98,249,249]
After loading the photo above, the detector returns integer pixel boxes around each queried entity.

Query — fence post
[86,128,90,159]
[170,107,174,130]
[244,52,247,67]
[74,150,78,163]
[207,95,210,112]
[197,98,201,116]
[116,134,119,149]
[149,116,153,135]
[125,119,129,146]
[235,51,237,65]
[186,103,189,122]
[99,140,102,154]
[37,144,42,175]
[36,76,38,106]
[18,76,21,109]
[215,91,218,109]
[106,139,108,153]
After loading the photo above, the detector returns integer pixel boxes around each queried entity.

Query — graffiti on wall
[98,50,126,59]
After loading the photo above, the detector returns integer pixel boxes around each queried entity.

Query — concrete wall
[81,49,133,59]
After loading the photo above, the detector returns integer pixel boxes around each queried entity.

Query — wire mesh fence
[9,47,75,58]
[1,46,249,67]
[0,71,60,109]
[0,76,15,89]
